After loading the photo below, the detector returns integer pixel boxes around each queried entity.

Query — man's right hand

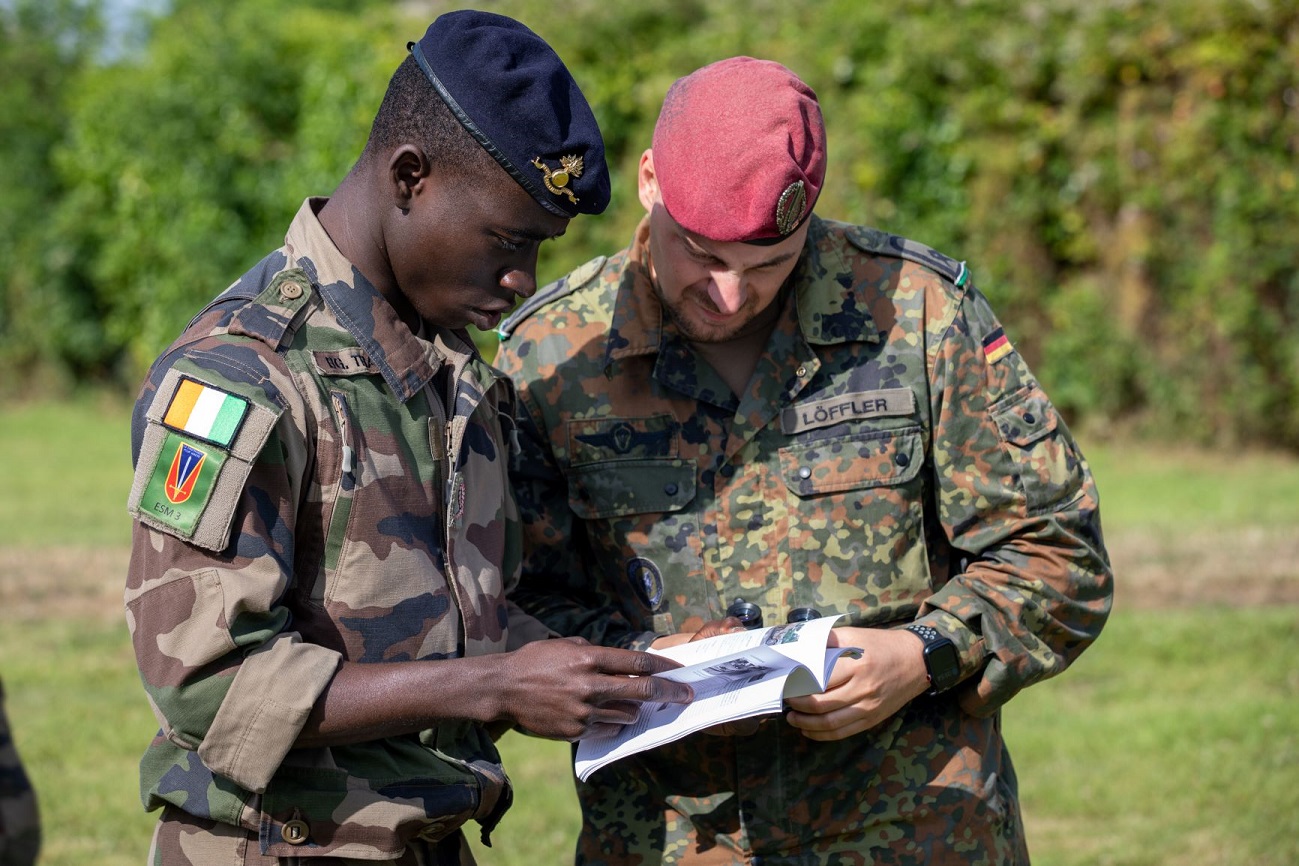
[496,637,694,741]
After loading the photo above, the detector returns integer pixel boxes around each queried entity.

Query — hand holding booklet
[575,614,860,781]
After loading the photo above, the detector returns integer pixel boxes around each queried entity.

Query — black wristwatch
[904,623,962,696]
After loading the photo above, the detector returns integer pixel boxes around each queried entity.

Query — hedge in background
[2,0,1296,448]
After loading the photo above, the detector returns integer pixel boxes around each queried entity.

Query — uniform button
[896,452,910,466]
[798,466,812,479]
[279,280,304,301]
[664,482,678,496]
[795,365,808,378]
[1023,412,1036,424]
[282,819,310,845]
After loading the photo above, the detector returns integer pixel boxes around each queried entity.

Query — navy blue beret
[408,10,610,218]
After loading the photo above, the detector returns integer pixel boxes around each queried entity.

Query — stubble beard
[655,283,755,344]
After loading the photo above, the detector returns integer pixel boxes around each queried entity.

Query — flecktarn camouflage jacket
[495,215,1113,864]
[126,199,533,860]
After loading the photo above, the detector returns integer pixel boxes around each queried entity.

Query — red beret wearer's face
[638,150,809,344]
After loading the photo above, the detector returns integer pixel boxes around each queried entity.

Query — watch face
[927,641,962,691]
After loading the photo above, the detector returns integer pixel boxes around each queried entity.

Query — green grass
[1,618,157,865]
[1084,441,1299,530]
[1007,608,1299,866]
[0,395,136,547]
[2,396,1298,865]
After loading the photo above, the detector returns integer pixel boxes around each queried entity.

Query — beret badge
[532,154,585,205]
[775,180,807,236]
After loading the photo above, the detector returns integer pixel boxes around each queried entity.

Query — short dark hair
[363,55,497,180]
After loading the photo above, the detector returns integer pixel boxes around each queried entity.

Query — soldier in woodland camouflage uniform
[124,12,691,865]
[0,679,40,866]
[496,57,1113,865]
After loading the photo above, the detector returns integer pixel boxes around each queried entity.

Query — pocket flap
[993,387,1058,447]
[568,459,696,518]
[780,428,923,496]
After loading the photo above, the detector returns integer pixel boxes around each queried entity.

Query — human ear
[637,149,659,214]
[389,145,430,212]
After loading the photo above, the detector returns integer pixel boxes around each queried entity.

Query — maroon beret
[651,56,826,244]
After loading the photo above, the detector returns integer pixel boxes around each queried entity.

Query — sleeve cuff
[911,608,986,683]
[198,633,341,792]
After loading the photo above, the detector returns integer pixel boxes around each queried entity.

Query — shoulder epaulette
[227,269,314,349]
[843,225,970,288]
[497,255,607,340]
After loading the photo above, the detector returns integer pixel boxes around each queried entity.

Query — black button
[1023,412,1036,424]
[664,483,678,496]
[896,452,910,466]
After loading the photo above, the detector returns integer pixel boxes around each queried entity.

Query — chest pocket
[777,425,930,626]
[779,426,924,495]
[565,415,695,518]
[562,417,701,634]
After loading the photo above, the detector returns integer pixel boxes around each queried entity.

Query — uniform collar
[284,197,453,403]
[602,214,877,372]
[792,216,880,346]
[603,219,665,371]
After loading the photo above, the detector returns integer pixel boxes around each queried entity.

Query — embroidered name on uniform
[163,377,249,448]
[314,350,380,376]
[982,327,1015,364]
[782,388,916,434]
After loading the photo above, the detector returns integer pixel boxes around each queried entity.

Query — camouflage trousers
[147,806,476,865]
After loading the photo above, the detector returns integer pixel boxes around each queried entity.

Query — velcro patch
[129,367,283,551]
[781,388,916,434]
[137,432,227,535]
[162,377,248,448]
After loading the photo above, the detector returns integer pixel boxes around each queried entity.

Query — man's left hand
[783,626,930,741]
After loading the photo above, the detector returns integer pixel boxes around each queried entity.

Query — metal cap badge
[409,11,610,217]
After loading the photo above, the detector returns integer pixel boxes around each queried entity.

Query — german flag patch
[982,327,1015,365]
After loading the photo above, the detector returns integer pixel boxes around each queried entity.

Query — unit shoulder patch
[128,367,283,551]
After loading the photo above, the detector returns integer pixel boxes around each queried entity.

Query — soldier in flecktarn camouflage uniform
[496,57,1113,865]
[0,680,40,866]
[123,12,692,866]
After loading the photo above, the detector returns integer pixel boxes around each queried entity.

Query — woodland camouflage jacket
[495,215,1113,864]
[125,199,538,860]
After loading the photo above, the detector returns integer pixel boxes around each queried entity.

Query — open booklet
[574,614,860,781]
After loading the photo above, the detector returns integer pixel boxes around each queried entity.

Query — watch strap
[904,623,943,645]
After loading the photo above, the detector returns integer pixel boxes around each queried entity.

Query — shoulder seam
[497,255,607,339]
[840,223,968,287]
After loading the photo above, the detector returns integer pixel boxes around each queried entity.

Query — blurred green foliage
[1,0,1297,448]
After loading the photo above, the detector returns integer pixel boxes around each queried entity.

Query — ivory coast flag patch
[163,377,249,447]
[982,327,1015,365]
[138,431,227,536]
